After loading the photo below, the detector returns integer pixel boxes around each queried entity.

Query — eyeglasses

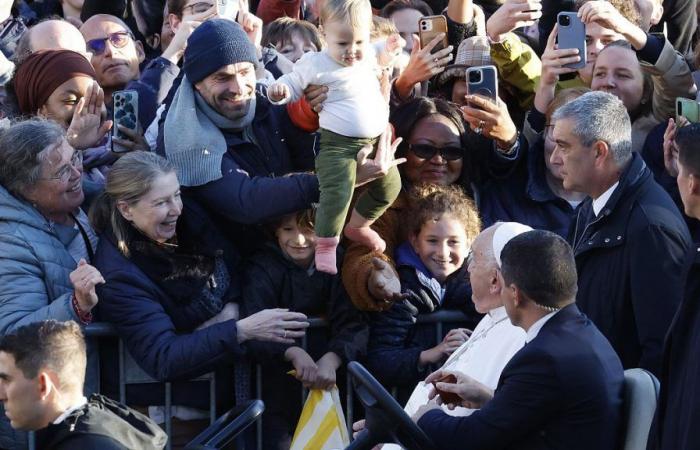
[86,31,133,56]
[44,151,83,182]
[408,144,463,161]
[183,1,215,14]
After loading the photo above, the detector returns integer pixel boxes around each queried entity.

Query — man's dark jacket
[418,304,625,450]
[35,394,167,450]
[569,152,691,375]
[156,91,319,256]
[648,243,700,450]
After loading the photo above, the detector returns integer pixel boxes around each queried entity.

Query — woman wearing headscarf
[12,49,147,204]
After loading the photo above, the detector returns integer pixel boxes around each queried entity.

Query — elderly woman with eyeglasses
[0,118,103,450]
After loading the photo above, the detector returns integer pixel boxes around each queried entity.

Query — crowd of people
[0,0,699,448]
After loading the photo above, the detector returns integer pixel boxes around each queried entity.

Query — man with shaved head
[80,13,182,129]
[80,14,145,104]
[14,19,88,64]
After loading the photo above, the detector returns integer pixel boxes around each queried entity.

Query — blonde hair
[406,184,481,244]
[371,15,398,41]
[90,151,176,257]
[320,0,372,29]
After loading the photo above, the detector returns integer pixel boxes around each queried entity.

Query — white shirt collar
[487,306,508,321]
[52,397,88,425]
[525,310,559,343]
[592,181,619,216]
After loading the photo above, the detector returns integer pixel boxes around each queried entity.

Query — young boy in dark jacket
[241,207,368,450]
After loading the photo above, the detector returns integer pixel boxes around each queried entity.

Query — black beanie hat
[183,19,259,84]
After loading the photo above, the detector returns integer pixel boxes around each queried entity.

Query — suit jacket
[418,304,624,450]
[570,153,690,375]
[648,243,700,450]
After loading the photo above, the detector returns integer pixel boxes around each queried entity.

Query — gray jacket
[0,184,99,450]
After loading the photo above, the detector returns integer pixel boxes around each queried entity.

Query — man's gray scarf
[163,75,256,187]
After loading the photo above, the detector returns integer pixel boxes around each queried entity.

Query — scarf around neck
[163,75,256,187]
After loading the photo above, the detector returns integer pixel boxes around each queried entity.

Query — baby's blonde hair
[320,0,373,30]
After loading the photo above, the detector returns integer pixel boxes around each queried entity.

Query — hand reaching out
[237,308,308,344]
[355,123,406,187]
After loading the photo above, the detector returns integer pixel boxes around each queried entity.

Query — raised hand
[66,81,112,150]
[461,94,518,149]
[486,0,543,43]
[355,123,406,187]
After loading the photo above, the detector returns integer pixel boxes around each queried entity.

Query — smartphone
[557,12,586,69]
[676,97,700,124]
[418,15,448,54]
[112,89,139,153]
[466,65,498,104]
[218,0,238,20]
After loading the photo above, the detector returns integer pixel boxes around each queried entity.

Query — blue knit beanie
[183,19,258,84]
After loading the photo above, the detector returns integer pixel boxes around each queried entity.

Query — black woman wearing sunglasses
[341,96,523,314]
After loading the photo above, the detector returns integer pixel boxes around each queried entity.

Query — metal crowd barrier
[26,310,471,450]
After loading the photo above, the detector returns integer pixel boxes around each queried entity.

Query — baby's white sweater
[268,50,389,138]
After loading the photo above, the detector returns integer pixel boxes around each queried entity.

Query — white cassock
[383,306,527,449]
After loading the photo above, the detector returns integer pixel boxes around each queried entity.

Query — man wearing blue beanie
[155,17,320,258]
[156,18,396,257]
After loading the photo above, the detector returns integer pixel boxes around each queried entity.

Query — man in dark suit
[551,91,690,375]
[415,230,624,450]
[648,123,700,450]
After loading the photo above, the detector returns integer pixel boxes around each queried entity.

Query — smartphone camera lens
[468,70,482,84]
[558,15,571,26]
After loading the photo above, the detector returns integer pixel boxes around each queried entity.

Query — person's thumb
[78,258,87,266]
[371,257,387,270]
[436,382,459,393]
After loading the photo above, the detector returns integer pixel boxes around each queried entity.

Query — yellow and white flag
[290,387,350,450]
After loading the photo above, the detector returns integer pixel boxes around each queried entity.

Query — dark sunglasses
[408,144,463,161]
[86,31,132,56]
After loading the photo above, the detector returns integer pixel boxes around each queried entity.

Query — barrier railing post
[82,310,469,450]
[165,382,172,450]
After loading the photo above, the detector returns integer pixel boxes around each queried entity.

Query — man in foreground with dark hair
[649,122,700,450]
[0,320,167,449]
[414,230,624,450]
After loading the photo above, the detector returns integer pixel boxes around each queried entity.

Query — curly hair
[406,184,481,244]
